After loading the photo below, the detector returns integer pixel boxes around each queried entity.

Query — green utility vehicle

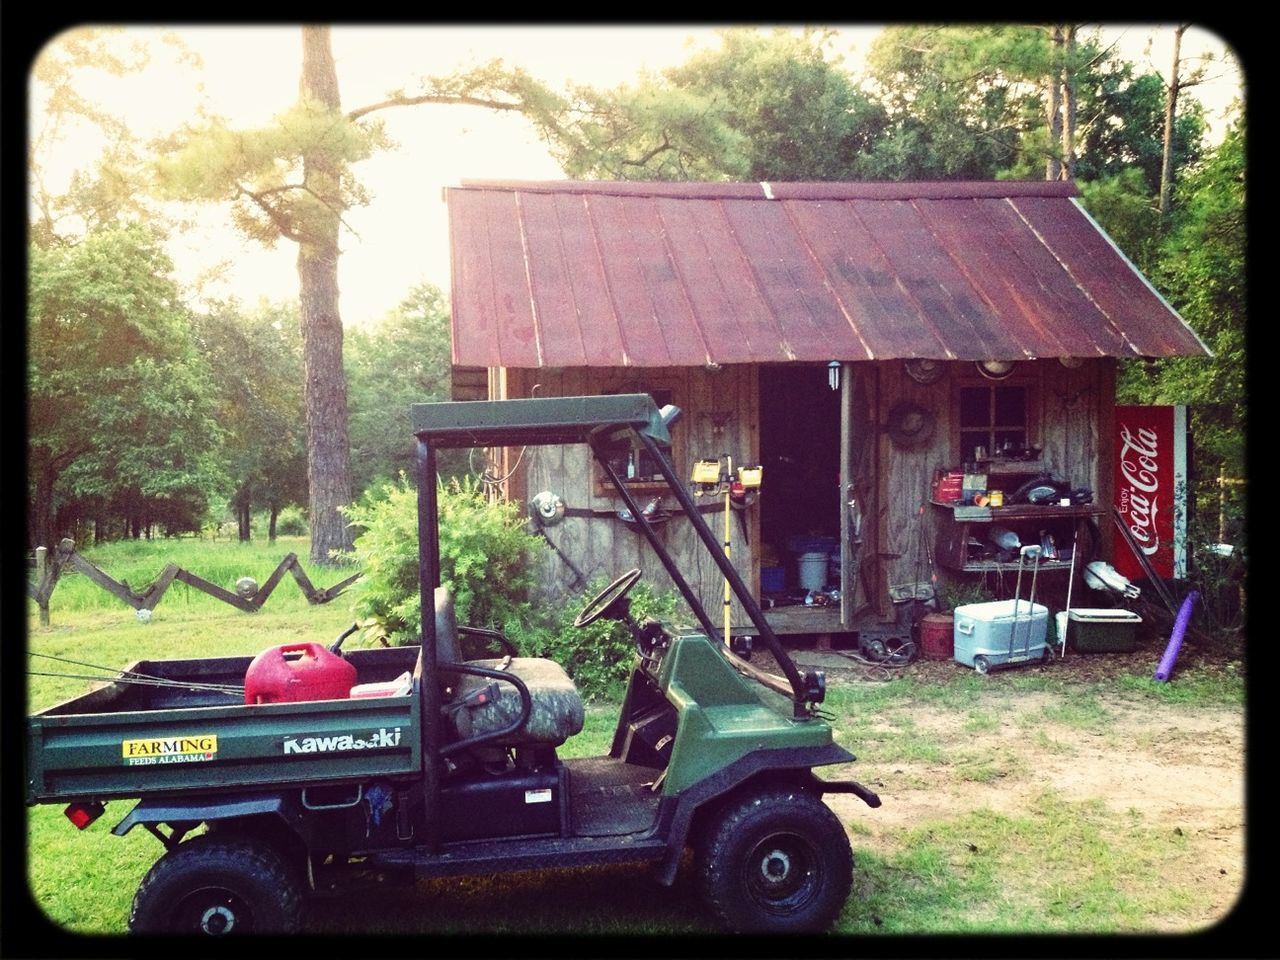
[26,394,880,934]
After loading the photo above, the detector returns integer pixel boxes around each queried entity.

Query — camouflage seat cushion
[449,657,585,747]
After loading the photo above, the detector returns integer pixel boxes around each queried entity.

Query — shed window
[598,387,674,489]
[959,385,1028,461]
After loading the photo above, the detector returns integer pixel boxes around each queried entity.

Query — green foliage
[345,283,461,496]
[524,576,680,701]
[1116,112,1246,546]
[525,28,887,182]
[274,504,310,537]
[937,577,995,612]
[1077,169,1163,271]
[27,224,227,547]
[154,99,387,247]
[343,476,546,645]
[192,298,308,534]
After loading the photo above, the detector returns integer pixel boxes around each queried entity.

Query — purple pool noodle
[1153,591,1199,682]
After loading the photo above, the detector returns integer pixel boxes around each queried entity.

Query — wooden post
[36,546,49,626]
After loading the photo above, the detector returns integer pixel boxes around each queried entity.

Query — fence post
[36,546,50,626]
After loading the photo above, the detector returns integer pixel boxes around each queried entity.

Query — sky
[30,24,1244,330]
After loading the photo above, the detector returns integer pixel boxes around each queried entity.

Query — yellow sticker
[122,735,218,766]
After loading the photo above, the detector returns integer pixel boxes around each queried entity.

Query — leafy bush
[343,475,546,645]
[274,505,309,537]
[522,575,680,702]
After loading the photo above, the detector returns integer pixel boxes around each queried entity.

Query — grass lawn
[20,537,1247,940]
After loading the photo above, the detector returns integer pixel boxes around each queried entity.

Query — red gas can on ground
[243,642,357,704]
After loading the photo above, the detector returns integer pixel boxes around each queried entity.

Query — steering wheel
[574,568,643,628]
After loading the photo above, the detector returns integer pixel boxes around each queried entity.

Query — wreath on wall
[884,401,937,450]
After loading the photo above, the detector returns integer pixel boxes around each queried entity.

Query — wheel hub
[200,904,236,935]
[760,849,793,884]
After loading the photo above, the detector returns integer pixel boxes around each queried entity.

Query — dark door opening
[759,366,841,600]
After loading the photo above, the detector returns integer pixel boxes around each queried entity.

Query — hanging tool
[692,454,762,646]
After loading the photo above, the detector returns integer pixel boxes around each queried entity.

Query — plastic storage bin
[1066,608,1142,653]
[953,599,1050,672]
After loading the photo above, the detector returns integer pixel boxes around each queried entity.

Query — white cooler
[954,599,1050,673]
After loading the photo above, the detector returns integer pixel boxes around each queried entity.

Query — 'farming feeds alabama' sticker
[282,727,402,755]
[122,735,218,766]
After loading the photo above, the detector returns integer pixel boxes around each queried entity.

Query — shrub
[523,575,680,702]
[274,505,309,537]
[343,475,545,646]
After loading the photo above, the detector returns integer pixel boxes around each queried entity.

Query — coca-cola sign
[1113,405,1187,581]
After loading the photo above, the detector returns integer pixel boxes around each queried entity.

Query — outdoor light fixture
[976,360,1016,380]
[828,360,841,391]
[1058,356,1084,369]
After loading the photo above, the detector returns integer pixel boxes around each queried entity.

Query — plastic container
[918,613,955,659]
[797,552,829,591]
[953,599,1050,671]
[1067,608,1142,653]
[244,642,357,705]
[761,566,785,593]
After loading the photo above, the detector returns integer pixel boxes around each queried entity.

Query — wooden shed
[442,179,1209,640]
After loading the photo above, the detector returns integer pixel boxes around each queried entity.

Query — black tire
[695,787,853,933]
[129,835,303,935]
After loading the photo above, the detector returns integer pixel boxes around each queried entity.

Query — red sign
[1113,405,1187,581]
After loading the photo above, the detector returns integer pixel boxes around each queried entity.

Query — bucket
[797,552,829,591]
[919,612,954,659]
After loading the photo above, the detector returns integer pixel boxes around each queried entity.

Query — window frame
[952,373,1040,464]
[593,381,681,496]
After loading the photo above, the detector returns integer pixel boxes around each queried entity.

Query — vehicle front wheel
[129,835,303,935]
[695,787,853,933]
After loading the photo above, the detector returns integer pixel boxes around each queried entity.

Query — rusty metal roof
[445,180,1209,368]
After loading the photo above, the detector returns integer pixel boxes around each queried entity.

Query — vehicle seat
[435,587,584,748]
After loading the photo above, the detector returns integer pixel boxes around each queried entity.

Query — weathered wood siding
[875,358,1115,609]
[501,365,760,631]
[482,358,1113,632]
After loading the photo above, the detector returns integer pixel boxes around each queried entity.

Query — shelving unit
[932,501,1104,573]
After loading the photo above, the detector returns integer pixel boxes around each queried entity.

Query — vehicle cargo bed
[26,646,423,804]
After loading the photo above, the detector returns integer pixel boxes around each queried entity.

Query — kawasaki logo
[282,727,402,755]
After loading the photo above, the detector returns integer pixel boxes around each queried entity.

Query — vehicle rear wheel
[129,835,303,935]
[695,787,853,933]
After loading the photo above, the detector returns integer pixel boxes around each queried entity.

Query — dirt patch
[755,643,1247,932]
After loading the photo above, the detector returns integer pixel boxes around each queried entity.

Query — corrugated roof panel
[848,197,1013,359]
[537,193,630,367]
[1014,197,1209,357]
[584,195,680,366]
[781,200,926,360]
[445,180,1208,368]
[720,199,872,362]
[915,198,1117,358]
[652,197,789,365]
[515,192,587,368]
[975,197,1137,356]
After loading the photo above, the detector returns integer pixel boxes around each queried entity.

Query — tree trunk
[32,465,56,553]
[1160,24,1186,218]
[236,488,252,542]
[269,504,280,543]
[1046,26,1063,180]
[298,25,355,565]
[1061,25,1077,180]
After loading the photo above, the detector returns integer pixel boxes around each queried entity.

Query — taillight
[64,801,105,830]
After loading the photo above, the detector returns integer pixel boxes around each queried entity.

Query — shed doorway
[758,366,842,605]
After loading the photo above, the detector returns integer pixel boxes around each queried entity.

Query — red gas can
[243,642,357,704]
